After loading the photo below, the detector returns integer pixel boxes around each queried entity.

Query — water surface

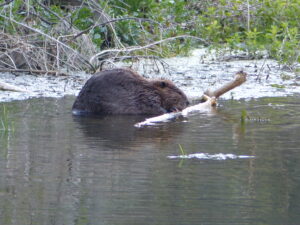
[0,96,300,225]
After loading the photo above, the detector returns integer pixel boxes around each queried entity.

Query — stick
[135,71,247,127]
[0,15,94,71]
[0,81,30,92]
[73,17,161,40]
[0,0,13,7]
[134,96,216,128]
[203,71,247,99]
[89,35,208,63]
[0,69,68,76]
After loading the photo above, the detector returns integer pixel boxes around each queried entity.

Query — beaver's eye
[160,81,166,88]
[168,107,179,112]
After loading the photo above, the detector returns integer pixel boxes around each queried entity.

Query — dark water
[0,96,300,225]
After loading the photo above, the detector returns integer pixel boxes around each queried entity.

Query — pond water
[0,95,300,225]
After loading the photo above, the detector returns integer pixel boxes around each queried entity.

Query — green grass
[0,105,14,132]
[270,84,286,89]
[0,105,14,158]
[178,144,187,156]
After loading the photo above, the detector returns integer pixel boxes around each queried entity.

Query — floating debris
[167,153,255,160]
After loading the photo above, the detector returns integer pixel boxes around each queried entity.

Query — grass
[178,144,187,156]
[0,105,14,132]
[270,84,286,89]
[0,105,14,158]
[240,109,248,125]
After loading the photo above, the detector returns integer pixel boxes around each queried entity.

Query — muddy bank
[0,49,299,102]
[0,72,90,102]
[135,49,300,100]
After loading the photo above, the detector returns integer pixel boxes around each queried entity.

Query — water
[0,95,300,225]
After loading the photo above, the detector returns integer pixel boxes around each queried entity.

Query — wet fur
[72,68,189,115]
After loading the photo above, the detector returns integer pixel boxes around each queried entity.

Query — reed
[0,105,14,132]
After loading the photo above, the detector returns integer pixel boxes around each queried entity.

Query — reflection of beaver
[73,114,187,149]
[72,68,189,115]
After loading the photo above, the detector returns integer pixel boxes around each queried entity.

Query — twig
[0,52,17,69]
[73,17,161,40]
[90,35,207,63]
[99,55,169,70]
[36,2,72,26]
[0,0,14,7]
[0,14,95,71]
[0,69,68,76]
[29,11,57,26]
[246,0,250,32]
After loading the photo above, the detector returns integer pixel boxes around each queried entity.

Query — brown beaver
[72,68,189,115]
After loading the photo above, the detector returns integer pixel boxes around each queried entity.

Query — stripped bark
[203,71,247,99]
[0,81,30,92]
[135,71,247,127]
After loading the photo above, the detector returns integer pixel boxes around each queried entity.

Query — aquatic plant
[178,144,187,156]
[240,109,270,123]
[270,84,286,89]
[240,109,248,125]
[1,105,9,131]
[0,105,14,158]
[0,105,14,132]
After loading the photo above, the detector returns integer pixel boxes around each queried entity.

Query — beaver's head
[152,80,189,112]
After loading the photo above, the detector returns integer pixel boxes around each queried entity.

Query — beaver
[72,68,189,115]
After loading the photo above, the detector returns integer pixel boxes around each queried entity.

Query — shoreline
[1,49,299,103]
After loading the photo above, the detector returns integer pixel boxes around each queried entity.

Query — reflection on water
[0,95,300,225]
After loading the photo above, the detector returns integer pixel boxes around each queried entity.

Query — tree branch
[0,0,14,7]
[0,81,30,92]
[203,71,247,98]
[73,17,162,40]
[0,14,95,71]
[0,69,68,76]
[90,35,208,63]
[135,71,247,127]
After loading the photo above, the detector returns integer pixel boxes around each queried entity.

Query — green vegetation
[270,84,286,89]
[0,105,14,132]
[240,109,248,125]
[280,73,294,80]
[0,0,299,71]
[178,144,187,156]
[0,105,14,158]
